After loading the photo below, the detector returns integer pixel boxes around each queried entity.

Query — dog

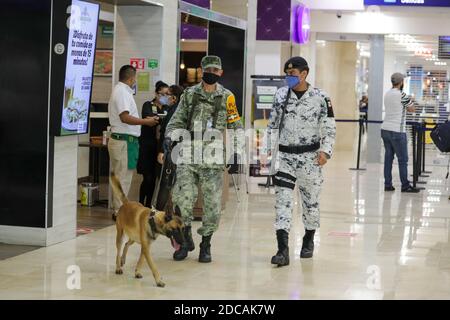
[110,174,184,287]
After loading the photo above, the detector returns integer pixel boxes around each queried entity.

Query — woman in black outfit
[155,85,185,211]
[137,81,169,207]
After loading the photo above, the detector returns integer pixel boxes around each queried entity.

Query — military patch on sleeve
[226,94,241,124]
[325,97,335,118]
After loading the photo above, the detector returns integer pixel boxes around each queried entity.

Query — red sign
[77,227,94,234]
[130,58,145,70]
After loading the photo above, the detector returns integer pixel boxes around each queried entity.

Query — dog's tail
[110,174,128,204]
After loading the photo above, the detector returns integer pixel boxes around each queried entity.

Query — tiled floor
[0,148,449,299]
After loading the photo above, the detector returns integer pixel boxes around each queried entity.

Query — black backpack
[430,121,450,153]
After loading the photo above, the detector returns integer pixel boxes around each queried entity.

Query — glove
[163,137,173,154]
[226,153,240,174]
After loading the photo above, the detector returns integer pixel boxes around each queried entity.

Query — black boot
[173,226,195,261]
[198,235,212,263]
[271,230,289,267]
[300,229,315,259]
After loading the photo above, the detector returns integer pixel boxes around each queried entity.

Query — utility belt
[279,142,320,154]
[110,133,140,170]
[111,133,139,143]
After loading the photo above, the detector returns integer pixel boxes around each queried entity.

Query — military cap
[284,56,309,73]
[201,55,222,70]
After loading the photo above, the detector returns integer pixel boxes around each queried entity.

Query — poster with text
[61,0,99,135]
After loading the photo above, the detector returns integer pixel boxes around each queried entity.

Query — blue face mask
[285,75,300,89]
[159,95,169,106]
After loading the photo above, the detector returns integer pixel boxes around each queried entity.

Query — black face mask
[202,72,220,85]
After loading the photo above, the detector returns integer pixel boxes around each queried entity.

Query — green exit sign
[148,59,159,69]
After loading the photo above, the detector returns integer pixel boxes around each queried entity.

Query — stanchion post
[416,123,427,184]
[412,124,418,189]
[349,117,367,171]
[422,122,432,174]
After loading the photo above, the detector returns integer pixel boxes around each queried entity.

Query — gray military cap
[201,55,222,70]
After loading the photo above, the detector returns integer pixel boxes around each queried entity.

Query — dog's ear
[164,212,172,223]
[174,205,182,217]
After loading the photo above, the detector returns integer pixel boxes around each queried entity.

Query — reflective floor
[0,149,449,299]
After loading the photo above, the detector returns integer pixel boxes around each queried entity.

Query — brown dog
[110,174,184,287]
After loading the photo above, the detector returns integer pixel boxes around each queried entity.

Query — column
[367,34,384,163]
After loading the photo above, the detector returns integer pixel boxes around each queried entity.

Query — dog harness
[148,209,158,240]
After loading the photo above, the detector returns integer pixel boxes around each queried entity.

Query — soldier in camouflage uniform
[263,56,336,266]
[165,55,243,263]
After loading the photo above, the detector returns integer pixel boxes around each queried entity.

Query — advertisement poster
[94,50,113,76]
[61,0,99,135]
[137,72,150,92]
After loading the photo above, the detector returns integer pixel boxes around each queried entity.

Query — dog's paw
[115,269,123,275]
[156,281,165,288]
[135,273,143,279]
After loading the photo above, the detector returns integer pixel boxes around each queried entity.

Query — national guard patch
[325,97,334,118]
[226,94,240,123]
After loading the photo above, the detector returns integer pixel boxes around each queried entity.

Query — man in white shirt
[381,72,419,193]
[108,65,159,218]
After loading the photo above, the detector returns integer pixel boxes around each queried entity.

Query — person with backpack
[164,56,243,263]
[381,72,419,193]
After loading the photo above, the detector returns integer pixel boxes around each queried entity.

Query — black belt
[279,142,320,154]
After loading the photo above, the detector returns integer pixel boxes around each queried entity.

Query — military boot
[198,235,212,263]
[173,226,195,261]
[271,229,289,267]
[300,229,315,259]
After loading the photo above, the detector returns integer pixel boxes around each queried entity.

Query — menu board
[250,78,286,177]
[60,0,99,135]
[438,36,450,60]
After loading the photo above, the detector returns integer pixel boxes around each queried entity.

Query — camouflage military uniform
[165,82,243,237]
[266,85,336,232]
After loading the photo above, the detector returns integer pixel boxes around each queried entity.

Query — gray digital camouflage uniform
[266,85,336,232]
[165,82,243,237]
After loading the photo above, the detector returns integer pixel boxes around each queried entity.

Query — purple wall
[181,0,210,40]
[256,0,291,41]
[183,0,210,7]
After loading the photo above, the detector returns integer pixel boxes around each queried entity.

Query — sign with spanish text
[60,0,99,135]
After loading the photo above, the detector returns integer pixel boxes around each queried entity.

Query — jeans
[381,129,410,189]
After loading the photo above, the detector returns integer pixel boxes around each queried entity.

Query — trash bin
[80,182,99,207]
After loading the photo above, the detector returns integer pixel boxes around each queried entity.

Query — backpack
[430,121,450,153]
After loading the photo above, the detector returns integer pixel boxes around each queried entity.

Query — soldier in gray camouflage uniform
[165,55,243,263]
[263,56,336,266]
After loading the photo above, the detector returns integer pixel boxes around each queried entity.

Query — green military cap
[201,55,222,70]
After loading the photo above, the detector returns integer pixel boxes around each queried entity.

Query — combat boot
[300,229,315,259]
[198,235,212,263]
[271,229,289,267]
[173,226,195,261]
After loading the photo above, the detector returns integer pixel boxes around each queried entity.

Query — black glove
[226,153,240,174]
[163,137,173,154]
